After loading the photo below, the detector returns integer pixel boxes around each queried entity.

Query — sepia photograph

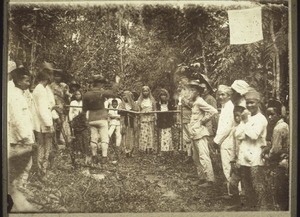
[2,0,296,216]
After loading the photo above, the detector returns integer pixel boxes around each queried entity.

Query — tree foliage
[8,2,289,105]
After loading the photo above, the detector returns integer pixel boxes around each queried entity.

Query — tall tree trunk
[119,10,124,79]
[270,17,281,100]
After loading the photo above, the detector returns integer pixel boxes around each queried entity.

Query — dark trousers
[240,166,268,210]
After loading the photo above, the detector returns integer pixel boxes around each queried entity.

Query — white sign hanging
[228,7,263,44]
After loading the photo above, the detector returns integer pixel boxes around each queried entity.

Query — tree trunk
[270,18,281,100]
[119,10,124,78]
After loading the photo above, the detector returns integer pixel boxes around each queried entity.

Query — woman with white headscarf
[213,85,236,195]
[136,86,157,153]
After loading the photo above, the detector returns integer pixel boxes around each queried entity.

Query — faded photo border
[2,0,297,217]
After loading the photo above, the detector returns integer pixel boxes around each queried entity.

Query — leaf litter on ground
[22,145,241,212]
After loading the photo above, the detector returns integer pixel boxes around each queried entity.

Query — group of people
[177,76,289,211]
[7,59,289,212]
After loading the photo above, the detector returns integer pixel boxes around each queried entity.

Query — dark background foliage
[8,2,289,107]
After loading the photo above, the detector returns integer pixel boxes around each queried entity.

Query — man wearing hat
[187,80,218,187]
[47,64,69,147]
[82,75,118,166]
[8,67,36,211]
[231,80,250,107]
[234,88,268,210]
[263,99,289,210]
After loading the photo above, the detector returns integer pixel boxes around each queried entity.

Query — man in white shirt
[32,70,58,179]
[234,88,268,210]
[8,67,36,211]
[213,85,235,195]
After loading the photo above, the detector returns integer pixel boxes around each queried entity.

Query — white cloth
[69,100,82,121]
[235,112,268,167]
[32,84,54,133]
[214,100,235,145]
[228,7,263,44]
[8,86,35,144]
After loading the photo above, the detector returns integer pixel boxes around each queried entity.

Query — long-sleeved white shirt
[189,96,218,140]
[213,100,235,146]
[8,86,35,144]
[32,84,54,132]
[46,85,59,120]
[235,112,268,166]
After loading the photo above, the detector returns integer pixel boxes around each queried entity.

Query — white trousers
[108,125,122,147]
[193,137,215,182]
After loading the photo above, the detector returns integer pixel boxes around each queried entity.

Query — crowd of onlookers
[7,59,289,212]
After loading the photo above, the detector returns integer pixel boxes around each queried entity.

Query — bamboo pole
[64,105,180,114]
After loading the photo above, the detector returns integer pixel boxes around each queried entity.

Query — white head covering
[217,85,232,95]
[8,60,16,74]
[231,80,250,95]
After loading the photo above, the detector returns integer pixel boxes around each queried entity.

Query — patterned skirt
[160,128,172,152]
[139,121,155,152]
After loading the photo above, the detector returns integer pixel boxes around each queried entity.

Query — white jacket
[32,84,54,133]
[8,85,35,144]
[214,100,235,147]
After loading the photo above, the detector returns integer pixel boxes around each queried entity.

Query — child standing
[156,89,176,155]
[69,90,83,122]
[108,99,122,149]
[228,105,247,207]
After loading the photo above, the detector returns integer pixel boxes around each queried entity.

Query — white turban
[217,85,232,95]
[231,80,250,95]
